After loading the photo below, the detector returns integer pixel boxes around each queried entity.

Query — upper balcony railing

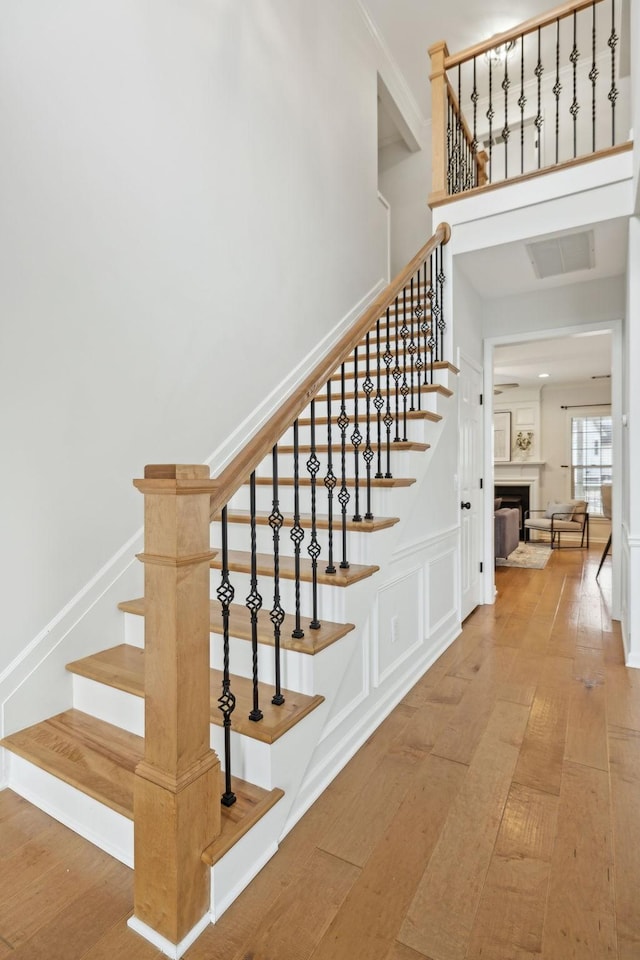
[428,0,632,205]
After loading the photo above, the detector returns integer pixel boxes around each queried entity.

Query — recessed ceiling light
[538,373,550,378]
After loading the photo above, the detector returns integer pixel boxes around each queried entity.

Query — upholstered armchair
[524,499,589,549]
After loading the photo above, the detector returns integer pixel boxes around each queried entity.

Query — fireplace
[495,484,531,539]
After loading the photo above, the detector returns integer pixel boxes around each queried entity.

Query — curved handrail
[210,222,451,516]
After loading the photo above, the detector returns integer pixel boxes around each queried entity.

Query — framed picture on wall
[493,411,511,462]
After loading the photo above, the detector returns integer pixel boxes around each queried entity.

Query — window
[571,413,612,516]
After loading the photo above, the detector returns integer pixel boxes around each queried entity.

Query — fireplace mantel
[493,461,546,511]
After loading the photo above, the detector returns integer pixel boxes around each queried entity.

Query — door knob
[461,501,471,510]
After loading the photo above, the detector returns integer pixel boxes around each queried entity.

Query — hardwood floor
[2,545,639,959]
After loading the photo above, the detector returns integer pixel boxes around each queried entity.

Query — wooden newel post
[129,464,221,956]
[428,41,450,206]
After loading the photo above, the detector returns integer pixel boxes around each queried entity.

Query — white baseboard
[128,912,211,960]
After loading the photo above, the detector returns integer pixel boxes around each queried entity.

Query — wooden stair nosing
[214,509,401,533]
[201,783,284,867]
[315,384,453,403]
[211,550,380,587]
[118,598,355,655]
[66,645,325,745]
[298,409,442,427]
[250,476,416,489]
[0,709,283,864]
[276,442,429,455]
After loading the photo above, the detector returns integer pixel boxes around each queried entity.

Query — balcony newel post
[428,40,450,205]
[128,464,221,958]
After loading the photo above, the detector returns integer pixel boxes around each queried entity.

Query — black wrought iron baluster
[290,420,305,638]
[590,1,599,153]
[307,400,321,629]
[553,18,561,164]
[535,28,543,169]
[338,364,350,568]
[400,287,409,442]
[609,0,618,146]
[324,381,336,574]
[570,11,580,158]
[471,56,479,185]
[383,309,393,478]
[427,251,437,382]
[392,298,401,441]
[487,58,494,182]
[502,54,510,180]
[409,278,417,411]
[363,332,374,520]
[437,243,446,363]
[247,472,263,722]
[217,505,236,807]
[457,65,463,192]
[519,36,526,175]
[447,97,453,195]
[351,349,363,522]
[412,274,422,410]
[374,319,384,477]
[269,446,285,705]
[423,258,431,385]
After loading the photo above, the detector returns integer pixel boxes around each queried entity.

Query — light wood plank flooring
[2,545,639,959]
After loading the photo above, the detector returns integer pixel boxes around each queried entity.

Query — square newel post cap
[133,464,219,496]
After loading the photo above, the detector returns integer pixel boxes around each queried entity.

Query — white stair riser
[226,483,412,519]
[121,612,318,695]
[211,521,388,565]
[209,570,349,624]
[278,417,434,448]
[4,753,134,866]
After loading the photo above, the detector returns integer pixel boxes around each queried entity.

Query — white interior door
[459,357,484,620]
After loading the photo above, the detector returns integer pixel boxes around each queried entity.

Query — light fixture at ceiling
[484,39,516,64]
[538,373,550,378]
[493,381,519,395]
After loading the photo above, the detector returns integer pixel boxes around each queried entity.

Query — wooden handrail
[444,0,605,69]
[209,222,451,517]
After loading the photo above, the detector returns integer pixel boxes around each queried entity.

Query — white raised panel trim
[427,547,458,636]
[373,566,424,688]
[391,524,458,564]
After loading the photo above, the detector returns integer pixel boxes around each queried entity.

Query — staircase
[1,223,461,958]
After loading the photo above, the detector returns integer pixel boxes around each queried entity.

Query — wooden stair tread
[298,409,441,426]
[201,783,284,867]
[251,476,416,488]
[316,384,453,402]
[214,509,400,532]
[276,441,429,454]
[118,598,355,655]
[1,709,141,819]
[66,645,325,744]
[0,709,282,860]
[211,550,380,587]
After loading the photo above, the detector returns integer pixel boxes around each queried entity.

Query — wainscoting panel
[373,566,424,688]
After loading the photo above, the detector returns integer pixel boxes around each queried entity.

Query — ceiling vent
[526,231,595,280]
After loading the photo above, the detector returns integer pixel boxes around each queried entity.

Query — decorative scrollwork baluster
[518,37,526,175]
[535,28,544,169]
[486,58,494,182]
[247,472,263,722]
[570,11,580,158]
[590,2,598,153]
[400,287,409,442]
[338,364,350,568]
[608,0,618,145]
[290,420,305,638]
[351,348,363,522]
[383,309,394,478]
[363,332,374,520]
[392,298,402,442]
[324,381,336,574]
[554,18,562,164]
[269,446,285,705]
[374,319,384,478]
[307,400,321,629]
[409,277,417,412]
[502,56,510,180]
[216,505,236,807]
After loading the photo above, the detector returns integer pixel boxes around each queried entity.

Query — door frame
[482,318,622,618]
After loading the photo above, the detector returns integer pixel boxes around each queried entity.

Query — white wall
[0,0,393,679]
[378,132,433,276]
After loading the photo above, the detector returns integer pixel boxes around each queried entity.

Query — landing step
[119,598,355,654]
[250,476,416,488]
[214,509,400,532]
[276,442,429,454]
[66,645,325,744]
[1,710,283,855]
[298,409,441,426]
[316,383,453,402]
[211,550,379,587]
